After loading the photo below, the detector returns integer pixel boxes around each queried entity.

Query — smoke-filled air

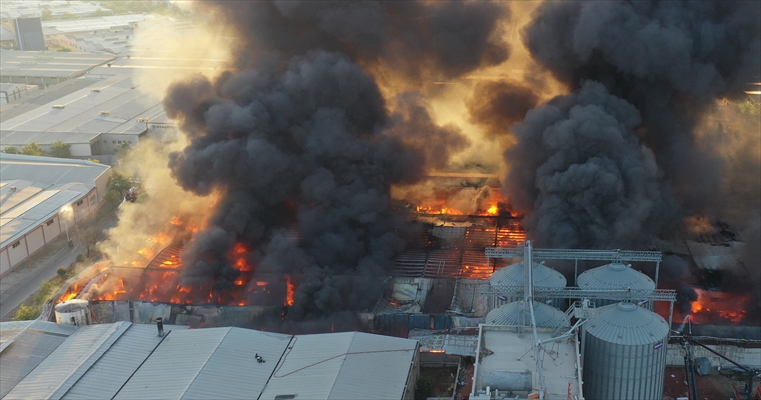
[157,0,510,318]
[98,0,759,324]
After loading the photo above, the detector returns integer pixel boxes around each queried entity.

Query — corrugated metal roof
[577,263,655,291]
[0,49,114,79]
[330,333,417,400]
[114,327,292,400]
[4,322,130,400]
[485,300,570,328]
[585,302,669,345]
[488,261,567,289]
[60,323,166,400]
[0,154,109,187]
[182,328,293,400]
[0,321,78,398]
[260,332,418,400]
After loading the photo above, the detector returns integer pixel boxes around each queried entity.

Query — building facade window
[11,240,21,248]
[75,200,84,206]
[46,219,55,226]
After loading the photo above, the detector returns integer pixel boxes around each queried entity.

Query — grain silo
[582,302,669,400]
[576,263,655,306]
[488,261,567,309]
[485,300,570,328]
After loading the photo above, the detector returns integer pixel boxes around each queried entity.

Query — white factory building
[0,154,111,275]
[0,320,420,400]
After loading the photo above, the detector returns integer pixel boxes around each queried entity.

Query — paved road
[0,243,81,319]
[0,209,119,320]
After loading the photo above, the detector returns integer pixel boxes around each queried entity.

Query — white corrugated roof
[0,154,110,248]
[114,327,293,400]
[61,323,177,400]
[0,75,154,136]
[4,322,130,400]
[7,322,418,400]
[260,332,418,400]
[0,320,78,398]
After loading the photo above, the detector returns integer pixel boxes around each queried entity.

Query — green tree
[414,377,434,400]
[41,8,54,21]
[107,172,132,201]
[56,47,72,52]
[116,142,132,159]
[20,142,44,156]
[61,12,77,19]
[57,267,70,278]
[13,305,41,321]
[3,145,19,154]
[49,141,72,158]
[76,224,104,258]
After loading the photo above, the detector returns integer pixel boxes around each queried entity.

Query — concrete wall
[6,237,28,270]
[666,343,761,368]
[26,226,45,255]
[42,215,62,243]
[0,248,10,276]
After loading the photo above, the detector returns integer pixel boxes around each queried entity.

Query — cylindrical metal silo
[485,300,570,328]
[488,261,567,309]
[55,299,90,325]
[582,302,669,400]
[577,263,655,306]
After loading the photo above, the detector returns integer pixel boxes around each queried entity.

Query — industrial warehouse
[0,154,111,275]
[1,1,759,400]
[7,204,756,400]
[0,320,420,399]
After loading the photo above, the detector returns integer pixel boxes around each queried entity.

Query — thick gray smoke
[205,0,510,82]
[164,1,506,318]
[505,81,677,248]
[501,0,760,248]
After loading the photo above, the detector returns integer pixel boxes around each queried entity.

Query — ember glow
[285,276,295,306]
[688,288,750,324]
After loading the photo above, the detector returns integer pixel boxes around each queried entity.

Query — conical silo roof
[585,302,669,345]
[577,263,655,291]
[489,261,567,289]
[486,300,570,327]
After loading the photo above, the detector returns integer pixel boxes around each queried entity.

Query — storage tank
[485,300,570,328]
[489,261,567,309]
[576,263,655,306]
[55,299,90,325]
[582,302,668,400]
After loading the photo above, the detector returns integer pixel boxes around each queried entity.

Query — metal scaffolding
[484,242,675,328]
[485,246,664,288]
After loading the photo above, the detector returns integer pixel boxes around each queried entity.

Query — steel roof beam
[485,247,662,262]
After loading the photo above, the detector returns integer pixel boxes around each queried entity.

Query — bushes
[13,305,41,321]
[414,377,434,400]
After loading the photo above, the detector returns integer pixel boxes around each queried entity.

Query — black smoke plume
[204,0,510,82]
[504,80,677,248]
[164,1,508,318]
[504,0,760,247]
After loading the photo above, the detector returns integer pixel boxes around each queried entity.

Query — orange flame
[689,288,748,324]
[285,276,295,306]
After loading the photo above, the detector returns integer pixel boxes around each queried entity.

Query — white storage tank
[485,300,570,328]
[577,263,655,306]
[582,302,668,400]
[55,299,90,325]
[488,261,567,309]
